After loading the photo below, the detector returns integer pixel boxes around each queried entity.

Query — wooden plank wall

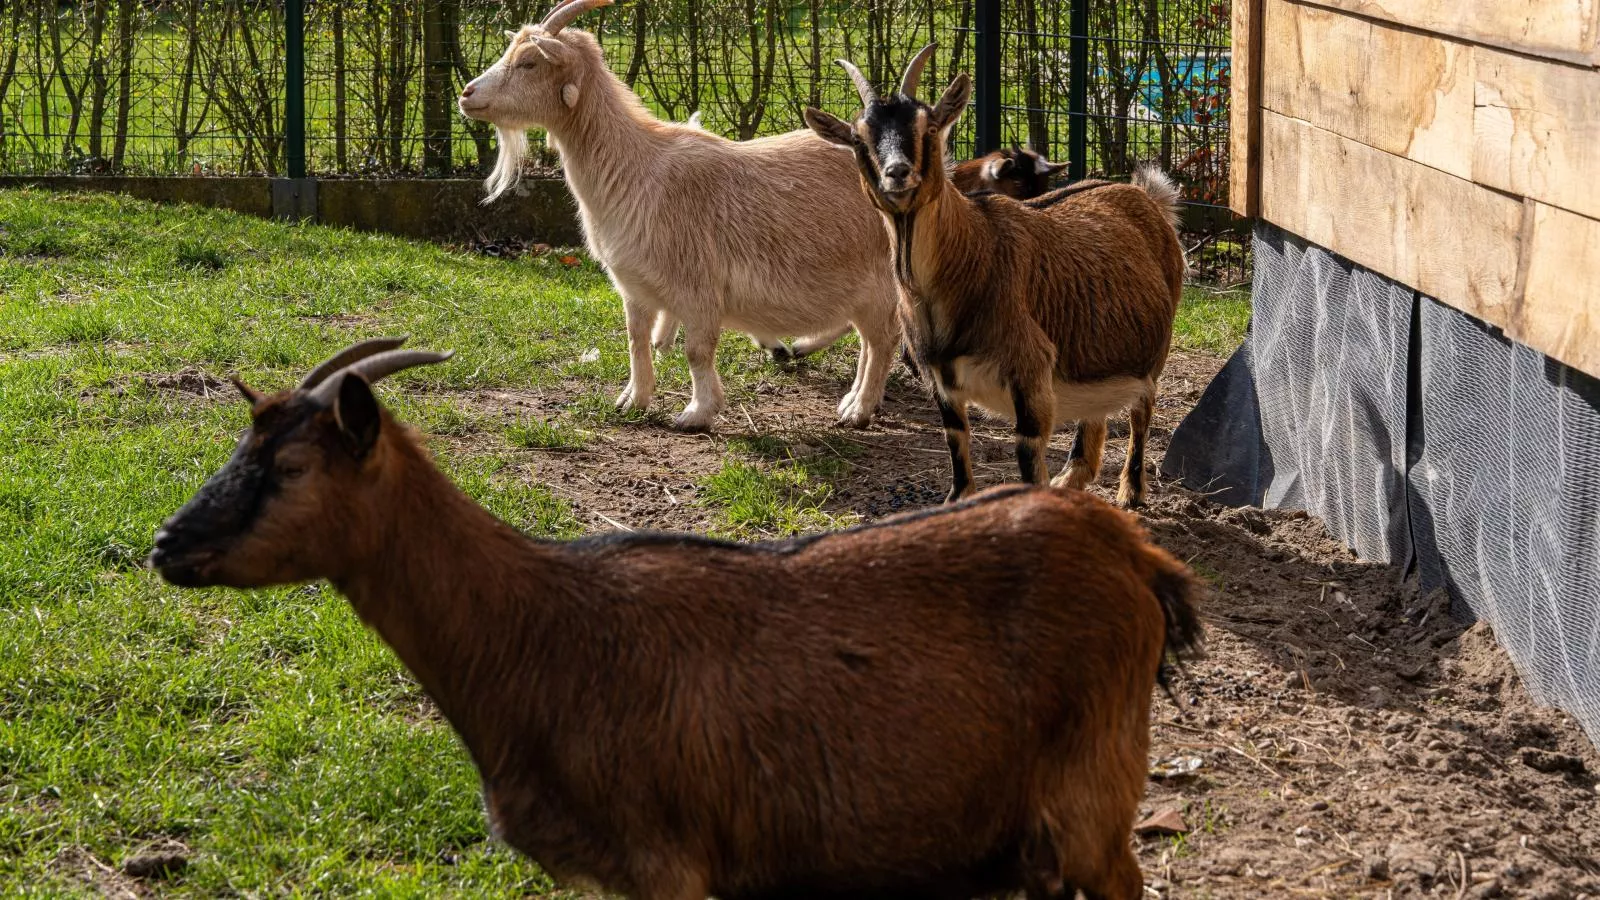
[1236,0,1600,377]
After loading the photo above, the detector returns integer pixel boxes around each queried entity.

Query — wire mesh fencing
[0,0,1244,280]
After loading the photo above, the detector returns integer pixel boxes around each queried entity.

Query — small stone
[1366,855,1391,881]
[1133,807,1189,836]
[1310,800,1329,811]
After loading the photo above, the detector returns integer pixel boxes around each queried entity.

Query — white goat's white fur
[461,15,897,430]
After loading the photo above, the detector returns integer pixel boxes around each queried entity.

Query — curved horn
[898,42,938,98]
[540,0,612,35]
[299,337,409,390]
[835,59,877,107]
[309,349,455,405]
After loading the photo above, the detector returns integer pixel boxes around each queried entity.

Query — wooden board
[1517,203,1600,376]
[1229,0,1265,217]
[1473,49,1600,222]
[1295,0,1600,65]
[1261,0,1475,179]
[1260,111,1524,330]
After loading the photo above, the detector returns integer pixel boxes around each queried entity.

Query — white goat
[458,0,898,430]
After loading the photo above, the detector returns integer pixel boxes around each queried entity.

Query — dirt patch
[50,846,146,898]
[429,348,1598,898]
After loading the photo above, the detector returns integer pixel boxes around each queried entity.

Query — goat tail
[483,125,530,205]
[1131,164,1182,232]
[1142,541,1205,708]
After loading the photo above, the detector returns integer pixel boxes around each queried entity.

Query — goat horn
[309,349,455,405]
[836,59,877,107]
[300,337,410,390]
[540,0,612,36]
[899,42,937,99]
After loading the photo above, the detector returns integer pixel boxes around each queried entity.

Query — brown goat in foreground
[149,340,1203,900]
[806,46,1186,507]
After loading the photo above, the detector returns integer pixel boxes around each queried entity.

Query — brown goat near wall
[149,339,1203,900]
[949,146,1068,200]
[806,46,1186,507]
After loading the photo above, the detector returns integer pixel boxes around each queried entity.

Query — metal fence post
[1067,0,1088,181]
[974,0,1002,155]
[285,0,307,179]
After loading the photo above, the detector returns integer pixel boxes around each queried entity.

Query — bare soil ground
[440,349,1599,900]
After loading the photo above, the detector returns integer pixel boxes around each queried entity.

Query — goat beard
[483,125,529,204]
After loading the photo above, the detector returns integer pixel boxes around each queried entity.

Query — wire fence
[0,0,1244,281]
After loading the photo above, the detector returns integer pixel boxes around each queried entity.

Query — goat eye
[276,461,308,479]
[517,60,537,70]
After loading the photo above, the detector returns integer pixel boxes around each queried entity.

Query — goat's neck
[545,68,665,214]
[892,172,990,299]
[335,435,560,777]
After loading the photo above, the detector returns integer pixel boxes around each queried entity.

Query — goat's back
[490,485,1184,898]
[962,181,1184,384]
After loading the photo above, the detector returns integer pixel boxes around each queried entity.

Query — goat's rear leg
[1054,419,1106,490]
[1116,391,1155,507]
[836,321,895,428]
[674,318,726,432]
[780,323,852,363]
[651,311,680,354]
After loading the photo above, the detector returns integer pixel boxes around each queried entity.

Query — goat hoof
[834,411,873,429]
[944,487,975,504]
[672,411,715,433]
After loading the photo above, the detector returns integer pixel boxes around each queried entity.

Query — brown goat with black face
[806,46,1185,507]
[950,146,1067,200]
[149,339,1203,900]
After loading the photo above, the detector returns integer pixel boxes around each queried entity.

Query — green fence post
[285,0,307,179]
[974,0,1002,155]
[1067,0,1088,181]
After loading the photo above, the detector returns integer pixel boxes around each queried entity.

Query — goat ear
[1042,159,1068,177]
[231,377,264,407]
[561,83,580,108]
[986,157,1015,180]
[505,29,519,40]
[333,374,382,458]
[803,107,855,148]
[931,73,972,129]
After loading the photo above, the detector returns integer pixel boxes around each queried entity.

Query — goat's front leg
[616,291,658,413]
[933,387,976,502]
[674,317,726,432]
[1010,380,1054,485]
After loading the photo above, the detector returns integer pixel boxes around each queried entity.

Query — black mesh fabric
[1410,298,1600,736]
[1166,222,1600,742]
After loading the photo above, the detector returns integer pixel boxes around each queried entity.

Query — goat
[950,145,1067,200]
[805,45,1186,507]
[457,0,898,431]
[654,142,1056,366]
[149,339,1204,900]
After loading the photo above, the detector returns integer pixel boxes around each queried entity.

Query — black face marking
[153,401,315,563]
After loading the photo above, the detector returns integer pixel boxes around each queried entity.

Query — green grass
[0,188,1249,895]
[1175,285,1252,356]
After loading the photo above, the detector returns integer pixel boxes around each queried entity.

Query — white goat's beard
[484,125,529,204]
